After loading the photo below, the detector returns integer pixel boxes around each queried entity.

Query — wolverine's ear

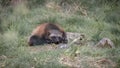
[47,31,51,36]
[62,32,67,38]
[46,31,52,40]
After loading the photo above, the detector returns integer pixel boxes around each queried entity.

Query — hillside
[0,0,120,68]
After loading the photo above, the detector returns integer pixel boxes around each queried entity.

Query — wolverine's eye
[58,37,62,40]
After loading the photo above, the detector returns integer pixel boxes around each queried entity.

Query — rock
[95,38,115,48]
[58,43,68,48]
[66,32,86,45]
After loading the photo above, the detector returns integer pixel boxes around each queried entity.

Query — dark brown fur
[28,23,68,46]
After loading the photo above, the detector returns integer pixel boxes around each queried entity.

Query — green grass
[0,0,120,68]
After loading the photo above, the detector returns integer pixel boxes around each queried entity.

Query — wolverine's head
[48,30,63,44]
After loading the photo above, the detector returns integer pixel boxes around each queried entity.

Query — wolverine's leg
[28,35,41,46]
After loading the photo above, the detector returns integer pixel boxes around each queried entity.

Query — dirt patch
[59,55,116,68]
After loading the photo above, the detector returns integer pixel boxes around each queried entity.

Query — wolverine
[28,23,68,46]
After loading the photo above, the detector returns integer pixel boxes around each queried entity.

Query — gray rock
[95,38,115,48]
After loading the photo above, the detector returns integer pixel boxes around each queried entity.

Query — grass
[0,0,120,68]
[62,45,120,68]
